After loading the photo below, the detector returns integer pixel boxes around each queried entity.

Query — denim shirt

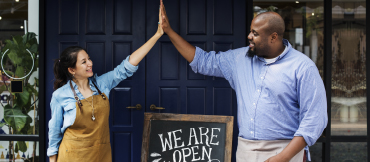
[47,55,138,156]
[189,39,328,160]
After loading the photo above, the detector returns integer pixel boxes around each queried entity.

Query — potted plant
[0,32,39,162]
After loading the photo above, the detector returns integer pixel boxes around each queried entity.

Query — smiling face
[247,18,271,58]
[68,50,93,80]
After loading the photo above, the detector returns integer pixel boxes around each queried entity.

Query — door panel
[45,0,145,162]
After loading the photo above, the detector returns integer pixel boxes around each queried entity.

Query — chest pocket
[63,102,76,112]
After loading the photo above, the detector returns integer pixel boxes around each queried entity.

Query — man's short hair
[255,12,285,40]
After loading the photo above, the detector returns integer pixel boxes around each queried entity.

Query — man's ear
[68,67,75,75]
[270,32,278,43]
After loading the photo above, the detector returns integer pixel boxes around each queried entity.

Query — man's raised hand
[160,0,172,33]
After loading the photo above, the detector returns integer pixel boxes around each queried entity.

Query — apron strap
[70,80,83,111]
[91,81,106,100]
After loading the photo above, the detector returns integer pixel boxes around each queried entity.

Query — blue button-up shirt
[189,39,327,158]
[47,56,138,156]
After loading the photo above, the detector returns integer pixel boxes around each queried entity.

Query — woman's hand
[156,3,164,36]
[128,1,164,66]
[160,0,172,34]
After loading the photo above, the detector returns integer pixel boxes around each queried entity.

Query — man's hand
[160,0,172,33]
[158,0,196,62]
[264,153,289,162]
[264,136,306,162]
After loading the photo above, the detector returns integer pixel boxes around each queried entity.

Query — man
[159,1,327,161]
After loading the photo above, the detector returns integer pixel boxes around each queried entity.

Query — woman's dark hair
[53,46,85,90]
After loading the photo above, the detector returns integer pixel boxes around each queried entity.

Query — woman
[47,7,164,162]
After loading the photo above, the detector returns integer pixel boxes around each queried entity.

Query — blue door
[45,0,245,161]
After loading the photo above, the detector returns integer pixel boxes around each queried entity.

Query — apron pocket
[71,144,100,160]
[237,151,277,162]
[255,151,278,162]
[66,144,106,162]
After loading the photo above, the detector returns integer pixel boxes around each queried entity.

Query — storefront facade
[0,0,368,161]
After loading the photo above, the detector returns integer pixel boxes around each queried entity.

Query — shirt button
[251,118,253,121]
[253,103,256,105]
[261,77,263,79]
[257,89,260,92]
[250,131,253,134]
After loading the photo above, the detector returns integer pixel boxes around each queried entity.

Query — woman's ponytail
[53,46,84,90]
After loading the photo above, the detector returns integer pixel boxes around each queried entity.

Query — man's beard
[247,43,270,58]
[247,47,257,57]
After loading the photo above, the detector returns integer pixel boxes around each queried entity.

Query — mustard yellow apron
[57,81,112,162]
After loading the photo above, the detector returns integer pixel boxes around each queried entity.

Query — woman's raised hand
[156,3,164,36]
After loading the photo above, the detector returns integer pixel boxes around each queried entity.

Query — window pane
[331,142,367,161]
[0,0,39,135]
[253,0,324,78]
[0,141,39,161]
[331,0,366,136]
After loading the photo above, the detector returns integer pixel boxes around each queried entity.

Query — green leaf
[22,32,37,44]
[15,89,31,107]
[18,141,27,152]
[4,104,28,132]
[29,44,38,54]
[27,125,34,134]
[4,70,14,77]
[3,40,14,51]
[12,36,18,46]
[0,85,7,96]
[0,122,5,127]
[15,142,19,153]
[19,114,32,134]
[12,36,22,46]
[7,50,22,65]
[15,66,25,78]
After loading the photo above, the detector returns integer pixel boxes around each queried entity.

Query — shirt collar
[256,39,292,64]
[70,78,97,92]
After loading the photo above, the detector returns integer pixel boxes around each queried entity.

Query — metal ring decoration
[1,49,35,80]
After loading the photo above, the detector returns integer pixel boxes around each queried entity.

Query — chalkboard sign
[141,113,234,162]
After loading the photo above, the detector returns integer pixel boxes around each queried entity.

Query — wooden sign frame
[141,113,234,162]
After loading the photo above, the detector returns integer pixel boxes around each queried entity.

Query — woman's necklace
[88,95,95,121]
[84,90,95,121]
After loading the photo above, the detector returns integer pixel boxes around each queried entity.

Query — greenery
[0,32,39,160]
[300,7,324,38]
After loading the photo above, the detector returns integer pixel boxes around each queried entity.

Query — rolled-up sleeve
[47,95,64,156]
[97,55,139,90]
[294,66,328,146]
[189,46,235,83]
